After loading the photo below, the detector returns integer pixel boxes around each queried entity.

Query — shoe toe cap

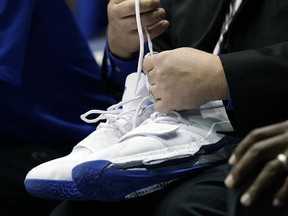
[25,151,90,181]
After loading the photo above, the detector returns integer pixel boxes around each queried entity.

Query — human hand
[107,0,169,60]
[225,120,288,207]
[143,47,228,112]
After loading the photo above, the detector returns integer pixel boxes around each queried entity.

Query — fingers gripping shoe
[24,72,154,200]
[72,102,234,201]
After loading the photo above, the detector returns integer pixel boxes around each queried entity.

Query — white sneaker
[24,72,154,200]
[71,101,234,201]
[77,101,232,163]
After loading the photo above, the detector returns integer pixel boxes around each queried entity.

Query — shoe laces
[80,96,152,134]
[150,111,191,125]
[79,0,153,135]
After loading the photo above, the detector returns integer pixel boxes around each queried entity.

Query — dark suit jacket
[153,0,288,138]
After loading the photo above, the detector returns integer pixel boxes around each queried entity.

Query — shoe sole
[72,136,237,201]
[24,179,86,200]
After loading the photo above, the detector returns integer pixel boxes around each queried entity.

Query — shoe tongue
[121,72,149,110]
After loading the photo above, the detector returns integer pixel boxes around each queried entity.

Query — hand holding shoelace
[107,0,169,60]
[225,120,288,207]
[143,47,229,112]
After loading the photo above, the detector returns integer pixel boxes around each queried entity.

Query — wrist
[108,28,137,60]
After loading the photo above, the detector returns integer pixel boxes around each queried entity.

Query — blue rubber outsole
[72,159,212,201]
[24,179,86,200]
[72,136,238,201]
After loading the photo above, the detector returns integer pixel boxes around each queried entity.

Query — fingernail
[224,174,234,188]
[228,154,236,165]
[273,199,282,207]
[241,193,251,206]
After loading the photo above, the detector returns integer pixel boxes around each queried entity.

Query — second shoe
[24,72,154,200]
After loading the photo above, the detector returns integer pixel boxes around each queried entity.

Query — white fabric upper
[25,72,154,181]
[82,106,233,166]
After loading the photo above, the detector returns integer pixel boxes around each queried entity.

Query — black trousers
[0,145,64,216]
[227,166,288,216]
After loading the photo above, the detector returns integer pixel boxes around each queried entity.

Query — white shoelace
[150,111,190,124]
[79,0,152,133]
[135,0,154,90]
[81,96,152,133]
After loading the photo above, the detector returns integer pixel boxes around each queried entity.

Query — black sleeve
[152,0,230,52]
[220,42,288,138]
